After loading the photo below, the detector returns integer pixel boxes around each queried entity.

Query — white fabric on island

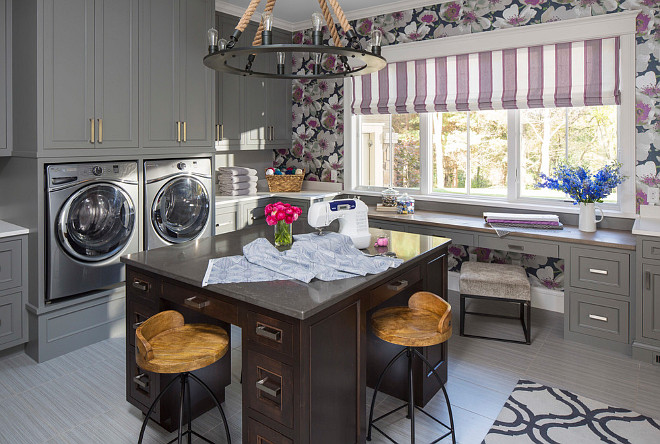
[202,232,402,286]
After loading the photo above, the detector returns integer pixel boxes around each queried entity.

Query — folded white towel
[217,182,256,191]
[216,167,258,176]
[216,175,258,184]
[216,188,257,196]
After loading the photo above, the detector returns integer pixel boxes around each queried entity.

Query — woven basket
[266,170,305,192]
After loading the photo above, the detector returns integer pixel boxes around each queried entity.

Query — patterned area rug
[483,380,660,444]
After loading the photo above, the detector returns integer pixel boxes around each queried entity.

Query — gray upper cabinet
[268,29,293,146]
[642,263,660,341]
[142,0,213,149]
[243,21,269,148]
[214,13,241,149]
[43,0,138,150]
[0,0,7,155]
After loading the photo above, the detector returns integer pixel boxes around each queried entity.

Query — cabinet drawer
[246,204,269,226]
[0,239,22,292]
[126,270,158,303]
[370,220,407,232]
[369,265,422,309]
[246,349,294,429]
[478,235,559,258]
[127,346,159,411]
[570,248,629,296]
[0,291,22,345]
[127,298,157,348]
[642,240,660,261]
[569,292,629,343]
[161,283,238,325]
[215,211,237,235]
[247,311,294,357]
[408,226,475,246]
[247,417,293,444]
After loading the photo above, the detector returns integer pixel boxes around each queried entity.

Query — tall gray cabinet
[634,236,660,364]
[0,0,8,155]
[141,0,214,149]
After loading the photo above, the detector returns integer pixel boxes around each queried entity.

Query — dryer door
[152,176,210,243]
[58,184,137,262]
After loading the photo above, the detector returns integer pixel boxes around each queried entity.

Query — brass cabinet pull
[97,118,102,143]
[588,314,608,322]
[256,377,281,397]
[387,279,408,292]
[133,373,149,389]
[646,271,651,290]
[256,323,282,342]
[183,121,187,142]
[215,124,220,141]
[90,118,95,143]
[221,123,224,140]
[176,121,181,142]
[184,296,209,309]
[132,279,149,292]
[589,268,608,275]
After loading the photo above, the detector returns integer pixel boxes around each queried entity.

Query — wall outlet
[649,187,660,205]
[330,170,338,182]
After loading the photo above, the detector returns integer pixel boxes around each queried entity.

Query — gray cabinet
[634,236,660,363]
[642,263,660,341]
[0,0,8,154]
[142,0,213,149]
[0,234,28,351]
[43,0,138,150]
[214,12,242,149]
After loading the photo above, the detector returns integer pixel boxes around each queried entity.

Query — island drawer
[247,417,293,444]
[127,346,159,412]
[246,349,294,429]
[127,298,157,348]
[478,235,559,258]
[126,270,158,303]
[0,239,22,292]
[0,291,22,345]
[161,283,238,325]
[569,291,629,343]
[369,265,422,309]
[247,311,294,357]
[642,240,660,261]
[570,248,629,296]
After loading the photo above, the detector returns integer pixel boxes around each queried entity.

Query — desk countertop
[121,225,450,320]
[0,221,29,239]
[369,209,636,251]
[215,191,340,206]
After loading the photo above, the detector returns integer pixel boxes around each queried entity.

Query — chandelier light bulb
[370,29,383,55]
[277,52,286,65]
[218,39,228,50]
[311,13,324,32]
[262,11,274,32]
[207,27,219,52]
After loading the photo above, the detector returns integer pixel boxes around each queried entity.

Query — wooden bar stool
[367,291,456,444]
[136,310,231,444]
[459,262,531,345]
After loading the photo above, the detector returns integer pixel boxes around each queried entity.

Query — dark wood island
[121,226,451,443]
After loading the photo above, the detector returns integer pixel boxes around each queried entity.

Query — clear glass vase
[274,220,293,247]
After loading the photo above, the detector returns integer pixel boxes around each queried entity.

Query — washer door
[152,176,210,244]
[58,184,136,262]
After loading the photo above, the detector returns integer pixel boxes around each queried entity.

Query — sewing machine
[308,199,371,249]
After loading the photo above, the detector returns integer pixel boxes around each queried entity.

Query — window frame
[344,11,638,217]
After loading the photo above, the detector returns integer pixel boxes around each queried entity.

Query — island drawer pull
[507,244,524,251]
[387,279,408,292]
[588,314,608,322]
[589,269,608,275]
[184,296,210,309]
[256,323,282,342]
[132,321,144,329]
[256,377,281,397]
[133,373,149,389]
[132,279,150,292]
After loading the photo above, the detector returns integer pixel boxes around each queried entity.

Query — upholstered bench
[459,262,531,345]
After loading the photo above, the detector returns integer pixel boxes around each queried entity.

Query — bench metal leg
[459,294,531,345]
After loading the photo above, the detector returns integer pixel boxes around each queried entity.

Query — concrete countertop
[0,221,29,239]
[215,191,340,206]
[121,224,449,320]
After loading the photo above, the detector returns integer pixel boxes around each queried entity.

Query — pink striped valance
[351,37,620,115]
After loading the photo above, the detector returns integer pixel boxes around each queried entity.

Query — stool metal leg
[189,373,231,444]
[459,295,465,337]
[367,347,408,441]
[186,375,192,444]
[178,374,186,444]
[138,374,182,444]
[407,348,415,444]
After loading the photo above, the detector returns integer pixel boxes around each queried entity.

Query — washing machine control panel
[91,166,103,176]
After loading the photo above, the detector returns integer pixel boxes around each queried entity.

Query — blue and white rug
[483,380,660,444]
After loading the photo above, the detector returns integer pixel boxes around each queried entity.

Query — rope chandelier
[204,0,386,80]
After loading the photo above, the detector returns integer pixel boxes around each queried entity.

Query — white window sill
[348,189,638,220]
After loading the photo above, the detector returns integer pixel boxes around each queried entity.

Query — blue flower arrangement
[536,162,625,204]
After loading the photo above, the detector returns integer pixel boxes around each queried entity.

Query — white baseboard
[448,271,564,313]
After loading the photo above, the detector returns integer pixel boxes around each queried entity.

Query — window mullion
[507,110,519,201]
[419,114,431,195]
[466,112,471,195]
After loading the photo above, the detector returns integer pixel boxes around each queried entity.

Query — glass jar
[396,193,415,214]
[381,187,399,207]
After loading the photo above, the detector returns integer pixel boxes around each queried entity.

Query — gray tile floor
[0,292,658,444]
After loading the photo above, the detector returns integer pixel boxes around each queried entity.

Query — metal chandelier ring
[203,44,387,80]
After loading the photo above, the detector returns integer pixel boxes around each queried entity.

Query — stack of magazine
[483,212,563,230]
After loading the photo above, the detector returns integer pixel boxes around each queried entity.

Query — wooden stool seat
[372,307,451,347]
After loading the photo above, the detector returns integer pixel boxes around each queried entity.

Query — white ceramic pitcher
[578,202,604,232]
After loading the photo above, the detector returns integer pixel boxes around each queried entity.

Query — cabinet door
[179,0,213,147]
[43,0,96,149]
[268,29,292,147]
[94,0,139,149]
[215,13,242,149]
[642,264,660,341]
[141,0,180,148]
[243,22,268,148]
[0,0,6,152]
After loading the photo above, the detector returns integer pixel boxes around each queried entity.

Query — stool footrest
[370,401,453,444]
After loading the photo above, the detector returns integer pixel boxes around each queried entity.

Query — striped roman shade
[352,37,620,115]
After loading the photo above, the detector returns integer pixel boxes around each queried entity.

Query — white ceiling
[216,0,443,31]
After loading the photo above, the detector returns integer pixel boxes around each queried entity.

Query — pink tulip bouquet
[265,202,303,246]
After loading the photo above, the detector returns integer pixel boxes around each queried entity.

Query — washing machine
[46,161,139,301]
[144,158,213,250]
